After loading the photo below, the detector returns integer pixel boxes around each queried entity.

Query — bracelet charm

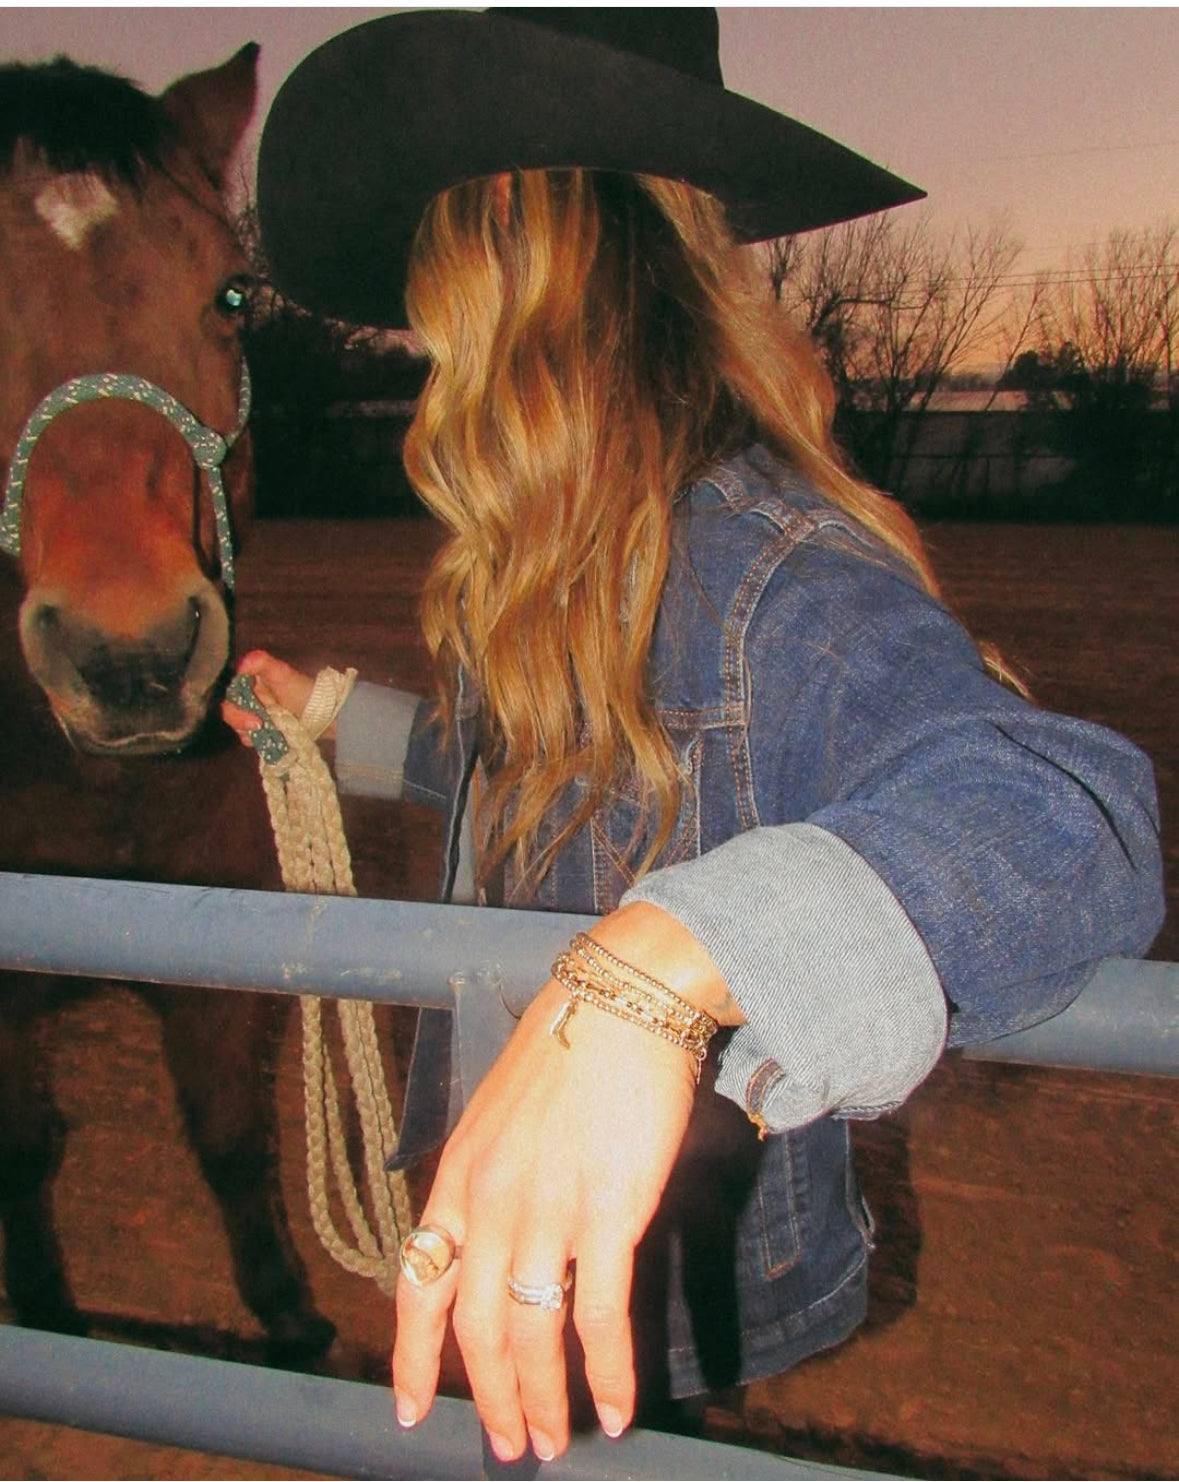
[547,932,719,1080]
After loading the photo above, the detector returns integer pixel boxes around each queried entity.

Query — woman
[235,10,1163,1464]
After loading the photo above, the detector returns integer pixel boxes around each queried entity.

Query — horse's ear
[159,43,259,190]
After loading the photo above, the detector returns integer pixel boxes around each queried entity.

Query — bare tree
[767,213,892,404]
[1010,222,1179,513]
[992,278,1050,404]
[1033,221,1177,394]
[767,214,1022,489]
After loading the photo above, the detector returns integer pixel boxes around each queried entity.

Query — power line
[935,139,1179,167]
[988,267,1179,290]
[785,266,1177,293]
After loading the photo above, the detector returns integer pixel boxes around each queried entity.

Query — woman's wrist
[586,901,745,1028]
[299,665,358,744]
[549,932,718,1079]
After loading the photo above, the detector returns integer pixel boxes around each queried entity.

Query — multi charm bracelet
[549,932,718,1080]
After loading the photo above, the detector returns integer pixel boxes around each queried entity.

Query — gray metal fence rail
[2,872,1176,1077]
[1,869,1176,1478]
[0,1325,886,1481]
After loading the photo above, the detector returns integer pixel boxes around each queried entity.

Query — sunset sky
[6,7,1177,293]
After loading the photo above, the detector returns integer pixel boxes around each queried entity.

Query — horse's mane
[0,57,171,183]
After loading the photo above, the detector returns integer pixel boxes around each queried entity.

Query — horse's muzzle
[18,582,230,754]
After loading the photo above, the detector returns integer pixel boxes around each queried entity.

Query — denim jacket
[336,444,1164,1396]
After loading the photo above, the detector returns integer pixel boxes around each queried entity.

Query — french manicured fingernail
[529,1430,555,1462]
[488,1432,519,1462]
[598,1405,625,1438]
[394,1391,417,1428]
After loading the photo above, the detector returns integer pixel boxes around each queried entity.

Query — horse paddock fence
[1,870,1176,1479]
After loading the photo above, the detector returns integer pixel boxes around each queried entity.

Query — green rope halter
[0,360,251,591]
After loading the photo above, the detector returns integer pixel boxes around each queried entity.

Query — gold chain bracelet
[548,932,718,1080]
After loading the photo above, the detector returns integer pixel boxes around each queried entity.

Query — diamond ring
[506,1271,573,1311]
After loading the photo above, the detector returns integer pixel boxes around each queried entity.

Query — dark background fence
[249,403,1179,523]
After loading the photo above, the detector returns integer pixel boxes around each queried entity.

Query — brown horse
[1,48,257,751]
[0,48,333,1359]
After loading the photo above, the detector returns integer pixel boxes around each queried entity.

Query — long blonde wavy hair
[403,169,953,890]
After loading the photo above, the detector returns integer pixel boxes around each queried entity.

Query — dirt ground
[1,518,1176,1480]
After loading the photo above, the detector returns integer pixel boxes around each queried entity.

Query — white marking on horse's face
[34,173,119,249]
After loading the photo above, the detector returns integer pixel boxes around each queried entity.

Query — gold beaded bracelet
[548,932,718,1080]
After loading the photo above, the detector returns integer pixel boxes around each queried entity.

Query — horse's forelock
[0,58,172,188]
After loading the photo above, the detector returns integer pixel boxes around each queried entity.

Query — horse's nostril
[41,602,206,714]
[30,604,91,677]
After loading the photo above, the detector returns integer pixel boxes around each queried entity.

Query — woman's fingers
[394,1213,534,1464]
[220,649,317,743]
[391,1220,462,1429]
[503,1247,574,1460]
[236,649,316,717]
[390,980,696,1461]
[451,1243,528,1462]
[392,1183,580,1462]
[394,1227,635,1464]
[571,1238,637,1438]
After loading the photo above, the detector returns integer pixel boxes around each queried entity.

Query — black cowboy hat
[258,7,924,328]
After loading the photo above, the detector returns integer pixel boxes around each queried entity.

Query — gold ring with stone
[506,1271,573,1312]
[398,1225,460,1288]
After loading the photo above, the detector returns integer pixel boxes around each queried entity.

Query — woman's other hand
[221,649,316,745]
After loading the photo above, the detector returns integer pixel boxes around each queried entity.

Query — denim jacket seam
[717,502,861,830]
[660,702,746,729]
[591,813,636,907]
[698,462,858,549]
[699,463,819,530]
[746,1057,784,1111]
[758,1131,803,1277]
[588,737,701,907]
[725,543,789,829]
[744,1057,786,1142]
[402,778,447,806]
[835,1100,903,1121]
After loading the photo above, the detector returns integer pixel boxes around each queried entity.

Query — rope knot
[190,427,229,469]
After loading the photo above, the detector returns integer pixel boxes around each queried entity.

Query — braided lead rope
[1,359,251,590]
[228,673,413,1297]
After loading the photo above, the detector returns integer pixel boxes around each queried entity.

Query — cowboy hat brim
[258,9,925,328]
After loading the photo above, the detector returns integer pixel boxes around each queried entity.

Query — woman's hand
[221,649,316,744]
[391,903,741,1463]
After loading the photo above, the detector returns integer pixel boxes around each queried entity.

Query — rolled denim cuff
[333,681,420,800]
[622,823,948,1134]
[334,681,480,901]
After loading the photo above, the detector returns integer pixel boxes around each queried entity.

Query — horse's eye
[215,277,251,317]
